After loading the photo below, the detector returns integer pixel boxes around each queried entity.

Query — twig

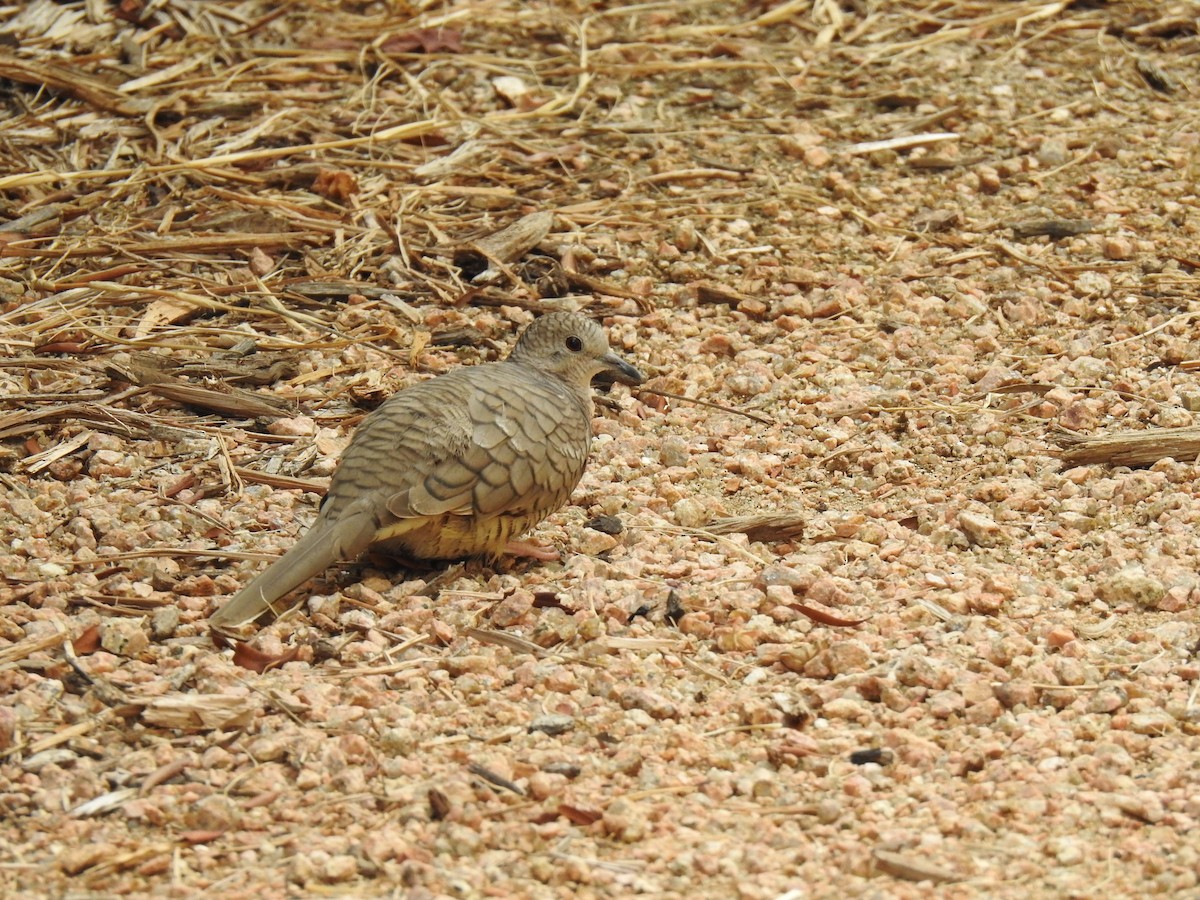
[634,387,772,425]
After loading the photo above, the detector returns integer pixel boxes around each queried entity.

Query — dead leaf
[558,804,603,826]
[429,788,451,820]
[73,624,102,654]
[231,641,300,674]
[34,340,94,355]
[133,298,198,339]
[873,848,962,883]
[312,168,358,203]
[178,830,225,844]
[139,694,259,730]
[248,247,274,276]
[789,603,869,627]
[380,28,464,54]
[409,328,430,369]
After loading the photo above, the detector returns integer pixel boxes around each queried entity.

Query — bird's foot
[502,540,560,562]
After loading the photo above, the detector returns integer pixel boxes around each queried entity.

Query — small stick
[1054,426,1200,468]
[634,387,771,425]
[844,132,960,155]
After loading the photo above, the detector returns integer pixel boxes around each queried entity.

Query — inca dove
[209,311,644,628]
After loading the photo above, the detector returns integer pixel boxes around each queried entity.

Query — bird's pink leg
[502,540,560,561]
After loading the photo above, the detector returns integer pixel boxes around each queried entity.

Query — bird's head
[509,311,645,389]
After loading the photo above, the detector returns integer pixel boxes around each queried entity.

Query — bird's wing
[384,373,589,520]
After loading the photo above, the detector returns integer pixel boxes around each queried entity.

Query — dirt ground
[2,0,1200,897]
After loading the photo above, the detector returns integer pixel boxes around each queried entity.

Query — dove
[209,311,644,627]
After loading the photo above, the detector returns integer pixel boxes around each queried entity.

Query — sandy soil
[2,1,1200,897]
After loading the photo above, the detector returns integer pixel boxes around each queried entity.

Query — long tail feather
[209,511,376,628]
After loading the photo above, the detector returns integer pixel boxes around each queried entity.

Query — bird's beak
[599,352,645,386]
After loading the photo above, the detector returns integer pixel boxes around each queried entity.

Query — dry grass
[3,0,1200,897]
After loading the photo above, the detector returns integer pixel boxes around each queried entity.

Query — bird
[209,311,645,628]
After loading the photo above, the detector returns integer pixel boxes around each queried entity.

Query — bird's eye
[565,335,584,352]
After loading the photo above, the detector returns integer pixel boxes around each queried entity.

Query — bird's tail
[209,510,376,628]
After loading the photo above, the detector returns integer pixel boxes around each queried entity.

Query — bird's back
[320,359,593,559]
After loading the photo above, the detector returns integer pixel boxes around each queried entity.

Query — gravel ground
[2,1,1200,897]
